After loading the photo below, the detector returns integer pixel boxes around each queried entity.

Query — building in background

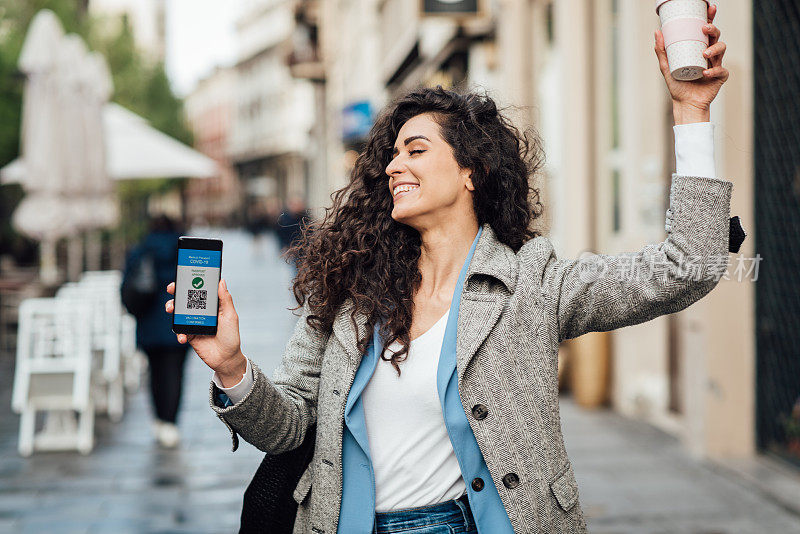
[552,0,756,466]
[285,0,326,221]
[229,0,316,228]
[315,0,498,208]
[184,66,242,227]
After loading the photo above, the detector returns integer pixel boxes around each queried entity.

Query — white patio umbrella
[58,35,94,281]
[59,35,88,201]
[79,51,116,272]
[1,104,217,183]
[11,10,75,284]
[15,9,62,194]
[103,103,216,179]
[82,52,117,229]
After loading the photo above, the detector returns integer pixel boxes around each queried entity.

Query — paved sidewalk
[561,396,800,533]
[0,228,298,534]
[1,227,798,533]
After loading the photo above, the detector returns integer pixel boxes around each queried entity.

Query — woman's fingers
[177,333,195,344]
[707,3,716,24]
[167,282,175,295]
[166,299,174,313]
[218,279,237,317]
[654,30,670,77]
[702,65,729,81]
[703,41,726,67]
[703,23,720,46]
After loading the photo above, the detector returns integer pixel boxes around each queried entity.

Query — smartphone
[171,236,223,336]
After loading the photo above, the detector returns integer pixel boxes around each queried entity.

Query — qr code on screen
[187,289,207,310]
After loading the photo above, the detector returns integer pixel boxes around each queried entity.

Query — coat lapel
[332,223,519,383]
[332,297,369,364]
[456,223,518,384]
[456,292,508,385]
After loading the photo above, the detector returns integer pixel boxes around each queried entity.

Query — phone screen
[173,247,221,328]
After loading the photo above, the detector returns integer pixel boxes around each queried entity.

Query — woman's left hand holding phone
[165,279,247,386]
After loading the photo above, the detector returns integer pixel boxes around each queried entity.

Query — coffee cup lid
[656,0,710,15]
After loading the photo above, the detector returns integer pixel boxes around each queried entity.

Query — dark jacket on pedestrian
[122,230,183,350]
[276,209,311,251]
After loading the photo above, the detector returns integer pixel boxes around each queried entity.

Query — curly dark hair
[285,85,545,377]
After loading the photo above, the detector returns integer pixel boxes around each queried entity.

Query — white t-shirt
[360,306,468,512]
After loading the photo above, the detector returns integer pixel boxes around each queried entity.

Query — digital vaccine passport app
[173,249,221,326]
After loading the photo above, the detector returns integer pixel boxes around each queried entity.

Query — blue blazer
[338,226,514,533]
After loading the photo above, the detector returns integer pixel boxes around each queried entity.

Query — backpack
[121,248,158,318]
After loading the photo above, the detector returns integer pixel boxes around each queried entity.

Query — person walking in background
[121,214,187,448]
[246,205,270,261]
[276,194,311,275]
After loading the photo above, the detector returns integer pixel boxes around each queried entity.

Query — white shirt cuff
[674,121,716,178]
[211,357,254,405]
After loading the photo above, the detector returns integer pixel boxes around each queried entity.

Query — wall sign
[421,0,481,16]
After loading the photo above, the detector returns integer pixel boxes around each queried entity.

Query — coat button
[502,472,520,489]
[471,477,485,491]
[471,404,488,420]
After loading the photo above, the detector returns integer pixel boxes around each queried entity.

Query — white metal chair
[77,270,148,400]
[12,297,95,456]
[57,281,125,422]
[78,270,146,395]
[79,269,123,286]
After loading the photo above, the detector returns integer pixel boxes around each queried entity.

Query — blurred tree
[90,14,192,145]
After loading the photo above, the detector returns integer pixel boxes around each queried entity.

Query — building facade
[229,0,316,227]
[184,66,242,227]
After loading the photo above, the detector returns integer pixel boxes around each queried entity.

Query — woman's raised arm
[531,172,732,343]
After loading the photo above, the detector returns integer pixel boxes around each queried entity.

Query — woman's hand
[166,279,246,381]
[654,2,729,124]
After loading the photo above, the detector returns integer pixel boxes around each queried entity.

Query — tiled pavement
[1,228,799,533]
[562,399,800,533]
[0,229,298,534]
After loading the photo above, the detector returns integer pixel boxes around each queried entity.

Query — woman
[166,6,731,533]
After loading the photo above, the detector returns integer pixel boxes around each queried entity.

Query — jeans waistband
[374,492,474,532]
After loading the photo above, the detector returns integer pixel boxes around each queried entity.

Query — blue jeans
[373,492,477,533]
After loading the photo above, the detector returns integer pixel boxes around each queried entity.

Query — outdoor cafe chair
[11,297,95,456]
[57,281,125,423]
[78,270,146,394]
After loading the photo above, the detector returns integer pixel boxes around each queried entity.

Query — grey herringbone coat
[210,173,734,533]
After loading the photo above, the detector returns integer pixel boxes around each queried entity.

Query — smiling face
[385,113,475,230]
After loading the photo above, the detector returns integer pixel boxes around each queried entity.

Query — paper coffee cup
[655,0,710,81]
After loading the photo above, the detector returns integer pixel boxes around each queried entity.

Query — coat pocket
[549,462,578,512]
[292,462,313,505]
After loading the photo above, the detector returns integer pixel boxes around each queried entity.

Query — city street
[1,229,798,533]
